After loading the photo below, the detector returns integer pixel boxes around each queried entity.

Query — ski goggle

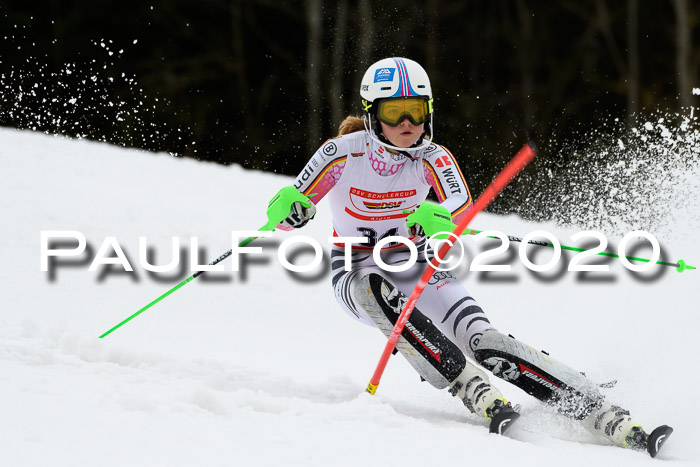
[375,97,433,127]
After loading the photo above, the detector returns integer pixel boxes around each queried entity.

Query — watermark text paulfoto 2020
[40,229,663,279]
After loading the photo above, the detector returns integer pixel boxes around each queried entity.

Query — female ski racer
[268,57,670,456]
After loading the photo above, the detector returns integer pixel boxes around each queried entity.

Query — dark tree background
[1,0,698,216]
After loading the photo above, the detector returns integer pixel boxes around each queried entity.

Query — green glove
[405,202,457,239]
[265,186,315,230]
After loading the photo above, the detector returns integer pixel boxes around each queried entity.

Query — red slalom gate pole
[365,142,537,395]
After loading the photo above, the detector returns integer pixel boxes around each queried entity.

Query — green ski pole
[99,187,313,338]
[463,229,695,273]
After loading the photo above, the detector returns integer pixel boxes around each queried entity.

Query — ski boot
[584,401,673,457]
[449,365,520,435]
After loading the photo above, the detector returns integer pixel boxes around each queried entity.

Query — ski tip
[647,425,673,458]
[489,411,520,435]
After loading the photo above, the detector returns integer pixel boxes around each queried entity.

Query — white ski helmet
[360,57,434,151]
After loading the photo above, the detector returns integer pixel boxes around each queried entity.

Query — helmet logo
[373,68,396,83]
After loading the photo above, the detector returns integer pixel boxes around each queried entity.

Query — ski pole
[366,142,537,395]
[463,229,695,273]
[98,186,312,338]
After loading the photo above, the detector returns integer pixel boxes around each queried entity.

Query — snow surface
[1,128,698,466]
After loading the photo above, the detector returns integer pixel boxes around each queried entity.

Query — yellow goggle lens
[376,97,431,126]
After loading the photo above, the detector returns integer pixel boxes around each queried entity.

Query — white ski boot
[448,364,520,434]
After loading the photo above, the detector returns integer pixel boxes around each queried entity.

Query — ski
[489,409,520,435]
[646,425,673,458]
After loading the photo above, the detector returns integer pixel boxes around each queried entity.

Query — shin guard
[474,329,649,446]
[474,329,601,419]
[354,273,467,389]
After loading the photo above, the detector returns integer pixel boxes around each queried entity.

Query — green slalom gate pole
[99,187,313,338]
[463,229,696,273]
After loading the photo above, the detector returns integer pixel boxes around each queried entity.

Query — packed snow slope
[1,128,698,467]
